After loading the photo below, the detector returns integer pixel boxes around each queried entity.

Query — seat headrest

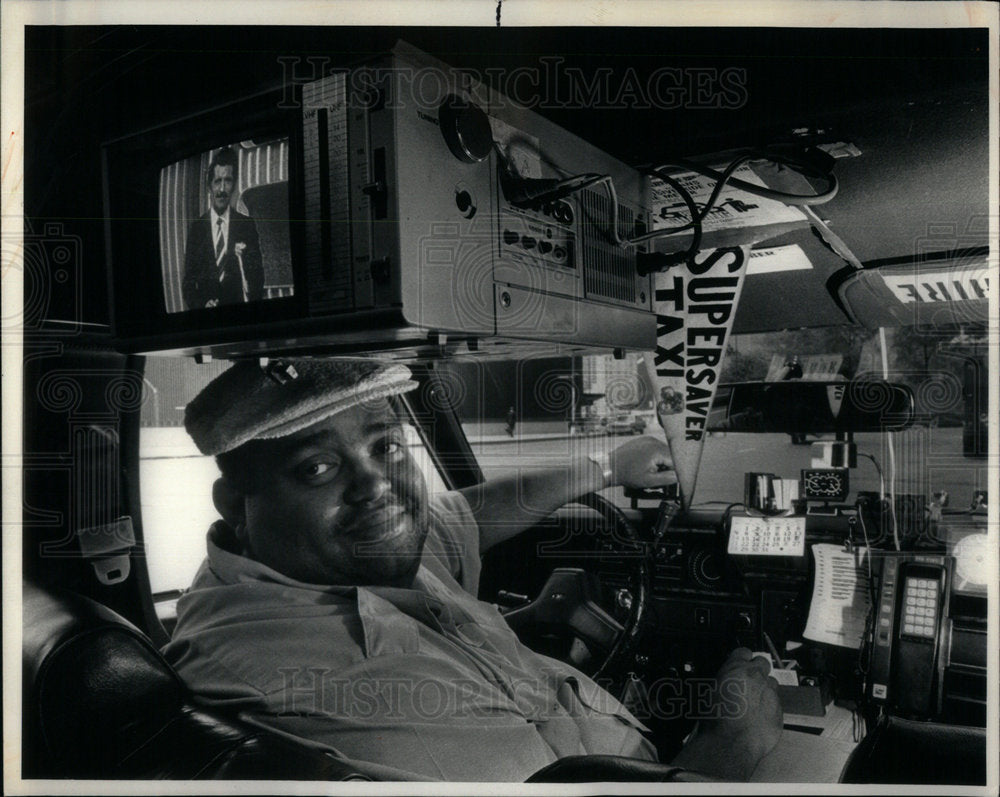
[22,581,378,781]
[22,581,185,777]
[23,581,147,684]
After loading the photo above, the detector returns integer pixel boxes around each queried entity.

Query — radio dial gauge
[954,533,990,592]
[689,549,722,590]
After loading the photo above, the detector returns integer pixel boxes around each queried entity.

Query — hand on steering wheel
[604,436,676,490]
[497,437,672,691]
[501,491,652,692]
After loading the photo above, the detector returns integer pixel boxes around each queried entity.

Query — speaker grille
[579,188,637,305]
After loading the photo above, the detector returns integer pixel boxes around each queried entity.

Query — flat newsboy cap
[185,359,418,455]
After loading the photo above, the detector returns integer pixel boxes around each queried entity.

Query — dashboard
[479,495,989,759]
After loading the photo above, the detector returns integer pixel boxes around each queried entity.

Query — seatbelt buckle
[76,516,135,586]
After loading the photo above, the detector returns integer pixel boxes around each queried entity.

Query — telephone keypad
[901,577,940,638]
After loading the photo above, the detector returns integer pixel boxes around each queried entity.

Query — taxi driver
[164,358,781,782]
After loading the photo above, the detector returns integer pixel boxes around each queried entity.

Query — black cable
[854,591,877,741]
[693,153,758,221]
[646,169,702,239]
[851,508,881,738]
[720,501,747,527]
[500,170,606,205]
[658,150,839,206]
[634,169,703,274]
[633,156,745,248]
[858,452,885,498]
[497,145,836,266]
[495,141,700,254]
[856,510,877,603]
[634,150,812,268]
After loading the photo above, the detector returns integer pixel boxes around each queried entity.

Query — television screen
[159,138,293,313]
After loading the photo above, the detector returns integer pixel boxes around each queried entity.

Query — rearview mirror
[707,380,915,434]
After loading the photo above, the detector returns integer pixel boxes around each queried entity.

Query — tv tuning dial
[439,94,493,163]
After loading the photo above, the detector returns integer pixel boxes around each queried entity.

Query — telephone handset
[869,553,954,718]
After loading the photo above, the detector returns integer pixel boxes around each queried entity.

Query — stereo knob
[439,95,493,163]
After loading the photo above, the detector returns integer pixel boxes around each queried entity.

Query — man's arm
[182,221,207,310]
[458,436,674,554]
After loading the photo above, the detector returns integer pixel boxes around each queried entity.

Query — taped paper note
[803,544,872,649]
[488,117,542,178]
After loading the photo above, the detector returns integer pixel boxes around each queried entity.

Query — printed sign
[650,165,807,232]
[882,267,990,304]
[642,245,750,506]
[747,244,813,275]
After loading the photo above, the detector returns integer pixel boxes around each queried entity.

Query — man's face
[209,164,234,215]
[234,401,430,587]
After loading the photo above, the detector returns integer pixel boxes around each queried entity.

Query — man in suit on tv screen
[182,147,264,310]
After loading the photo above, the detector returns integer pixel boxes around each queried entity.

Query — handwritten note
[803,544,872,649]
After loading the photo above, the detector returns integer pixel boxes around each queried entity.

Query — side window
[140,358,229,595]
[403,422,448,495]
[140,357,447,595]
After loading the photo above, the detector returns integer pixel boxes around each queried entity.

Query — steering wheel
[500,492,651,691]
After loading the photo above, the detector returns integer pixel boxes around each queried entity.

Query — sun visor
[732,230,858,333]
[835,251,991,330]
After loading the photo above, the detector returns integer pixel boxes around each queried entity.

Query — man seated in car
[164,358,781,782]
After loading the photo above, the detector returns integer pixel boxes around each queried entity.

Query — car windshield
[439,324,987,510]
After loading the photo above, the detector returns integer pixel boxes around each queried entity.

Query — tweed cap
[185,359,418,455]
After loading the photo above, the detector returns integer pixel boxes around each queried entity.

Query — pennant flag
[641,246,751,507]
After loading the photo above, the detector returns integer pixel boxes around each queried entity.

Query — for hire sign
[642,246,750,506]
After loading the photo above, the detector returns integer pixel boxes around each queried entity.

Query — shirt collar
[204,520,348,591]
[210,207,230,228]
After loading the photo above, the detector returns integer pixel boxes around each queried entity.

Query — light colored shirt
[163,491,656,781]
